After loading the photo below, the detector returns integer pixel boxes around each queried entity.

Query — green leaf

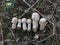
[13,13,17,16]
[6,2,12,7]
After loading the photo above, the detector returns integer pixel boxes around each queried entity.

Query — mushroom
[17,19,22,29]
[31,12,40,32]
[39,18,47,30]
[22,18,27,31]
[11,17,18,29]
[27,19,31,32]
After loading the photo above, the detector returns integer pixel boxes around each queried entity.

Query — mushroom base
[32,28,37,32]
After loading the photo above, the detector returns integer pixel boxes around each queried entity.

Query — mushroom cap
[39,18,47,23]
[27,19,31,24]
[18,19,22,23]
[22,18,27,23]
[12,17,18,23]
[31,12,40,21]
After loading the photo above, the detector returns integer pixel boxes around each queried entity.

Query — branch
[19,0,39,18]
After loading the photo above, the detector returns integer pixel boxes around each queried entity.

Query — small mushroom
[39,18,47,30]
[11,17,18,29]
[22,18,27,31]
[27,19,31,32]
[17,19,22,29]
[31,12,40,32]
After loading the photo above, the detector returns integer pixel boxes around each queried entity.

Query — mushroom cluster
[11,17,32,31]
[11,12,48,32]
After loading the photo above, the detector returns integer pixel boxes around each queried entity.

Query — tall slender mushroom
[27,19,31,32]
[39,18,47,30]
[17,19,22,30]
[11,17,18,29]
[22,18,27,31]
[31,12,40,32]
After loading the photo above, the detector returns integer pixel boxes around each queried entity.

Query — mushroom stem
[33,21,38,29]
[17,19,22,29]
[27,19,31,31]
[32,21,38,32]
[28,24,31,31]
[23,23,27,31]
[17,23,21,28]
[12,23,16,29]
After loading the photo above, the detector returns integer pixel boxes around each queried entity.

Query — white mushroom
[27,19,31,31]
[22,18,27,31]
[11,17,18,29]
[17,19,22,28]
[39,18,47,30]
[31,12,40,32]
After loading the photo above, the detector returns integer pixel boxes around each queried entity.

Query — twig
[23,0,44,17]
[48,0,53,4]
[0,22,4,45]
[5,39,14,42]
[19,0,39,18]
[55,31,60,45]
[9,29,17,45]
[52,36,55,45]
[37,35,54,43]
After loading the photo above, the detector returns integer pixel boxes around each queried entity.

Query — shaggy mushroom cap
[39,18,47,24]
[12,17,18,23]
[27,19,31,24]
[22,18,27,23]
[31,12,40,21]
